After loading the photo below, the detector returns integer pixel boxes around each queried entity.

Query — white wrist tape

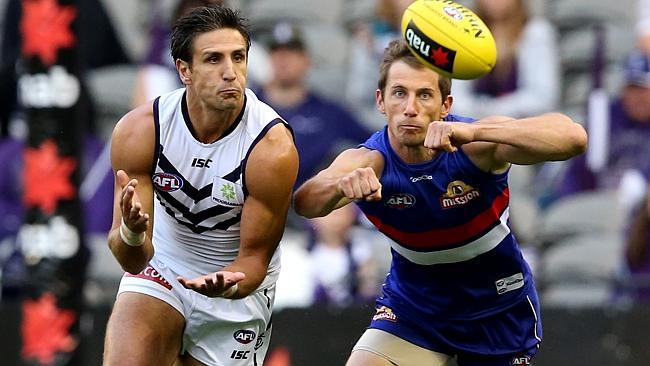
[119,219,146,247]
[220,283,238,298]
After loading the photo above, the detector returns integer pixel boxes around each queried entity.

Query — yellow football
[401,0,497,79]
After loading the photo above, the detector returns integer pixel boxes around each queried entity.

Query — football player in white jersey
[103,5,298,366]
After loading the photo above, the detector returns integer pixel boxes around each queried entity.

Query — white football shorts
[117,256,276,365]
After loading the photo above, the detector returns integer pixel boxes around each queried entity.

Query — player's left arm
[177,124,298,298]
[425,113,588,173]
[222,123,298,298]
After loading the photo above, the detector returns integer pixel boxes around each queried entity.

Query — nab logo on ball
[405,21,456,74]
[401,0,497,79]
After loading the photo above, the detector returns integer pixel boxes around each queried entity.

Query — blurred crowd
[1,0,650,310]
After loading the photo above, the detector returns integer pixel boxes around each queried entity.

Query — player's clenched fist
[424,121,475,152]
[337,167,382,201]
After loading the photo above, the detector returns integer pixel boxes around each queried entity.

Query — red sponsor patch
[125,266,172,290]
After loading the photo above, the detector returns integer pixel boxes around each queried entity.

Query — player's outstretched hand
[177,271,245,298]
[117,169,149,235]
[337,167,382,202]
[424,121,475,152]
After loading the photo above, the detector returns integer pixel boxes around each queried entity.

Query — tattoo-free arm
[219,124,299,298]
[107,103,156,274]
[293,148,384,218]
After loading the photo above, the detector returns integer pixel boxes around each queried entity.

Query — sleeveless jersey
[150,88,287,280]
[356,114,535,321]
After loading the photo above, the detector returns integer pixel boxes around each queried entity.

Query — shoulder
[248,123,298,171]
[112,102,155,147]
[111,102,156,174]
[245,124,299,196]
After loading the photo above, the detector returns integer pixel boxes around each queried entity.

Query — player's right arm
[293,147,384,218]
[107,102,156,274]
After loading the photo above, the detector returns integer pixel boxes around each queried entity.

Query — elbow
[554,114,587,157]
[293,201,320,219]
[292,191,319,219]
[568,123,588,156]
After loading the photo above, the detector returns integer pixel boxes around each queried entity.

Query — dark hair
[377,39,452,101]
[170,5,251,64]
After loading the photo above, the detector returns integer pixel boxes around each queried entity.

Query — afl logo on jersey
[152,173,183,192]
[440,180,480,209]
[385,193,416,209]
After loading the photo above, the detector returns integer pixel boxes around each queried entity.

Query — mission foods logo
[405,20,457,73]
[440,180,480,209]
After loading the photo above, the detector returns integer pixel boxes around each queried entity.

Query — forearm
[475,113,588,164]
[293,174,350,218]
[627,207,650,269]
[221,255,273,298]
[107,228,154,274]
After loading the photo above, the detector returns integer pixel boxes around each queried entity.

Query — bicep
[239,125,298,258]
[317,148,384,180]
[109,107,156,232]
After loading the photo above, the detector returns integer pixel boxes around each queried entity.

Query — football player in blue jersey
[293,39,587,366]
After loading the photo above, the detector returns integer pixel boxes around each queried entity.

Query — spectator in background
[451,0,560,119]
[345,0,415,129]
[256,22,379,306]
[257,22,372,190]
[131,0,270,106]
[554,49,650,200]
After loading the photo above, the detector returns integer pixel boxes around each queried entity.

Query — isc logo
[233,330,256,344]
[191,158,212,168]
[152,173,183,192]
[230,350,250,360]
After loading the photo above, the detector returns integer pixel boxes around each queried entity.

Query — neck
[185,91,243,144]
[389,136,437,164]
[264,81,307,108]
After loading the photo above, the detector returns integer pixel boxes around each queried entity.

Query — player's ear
[176,59,192,85]
[440,95,453,118]
[376,89,386,115]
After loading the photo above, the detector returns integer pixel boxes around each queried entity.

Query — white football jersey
[150,88,287,280]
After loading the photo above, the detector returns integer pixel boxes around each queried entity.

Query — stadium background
[1,0,648,365]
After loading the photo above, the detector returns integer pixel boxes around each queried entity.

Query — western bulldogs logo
[440,180,480,209]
